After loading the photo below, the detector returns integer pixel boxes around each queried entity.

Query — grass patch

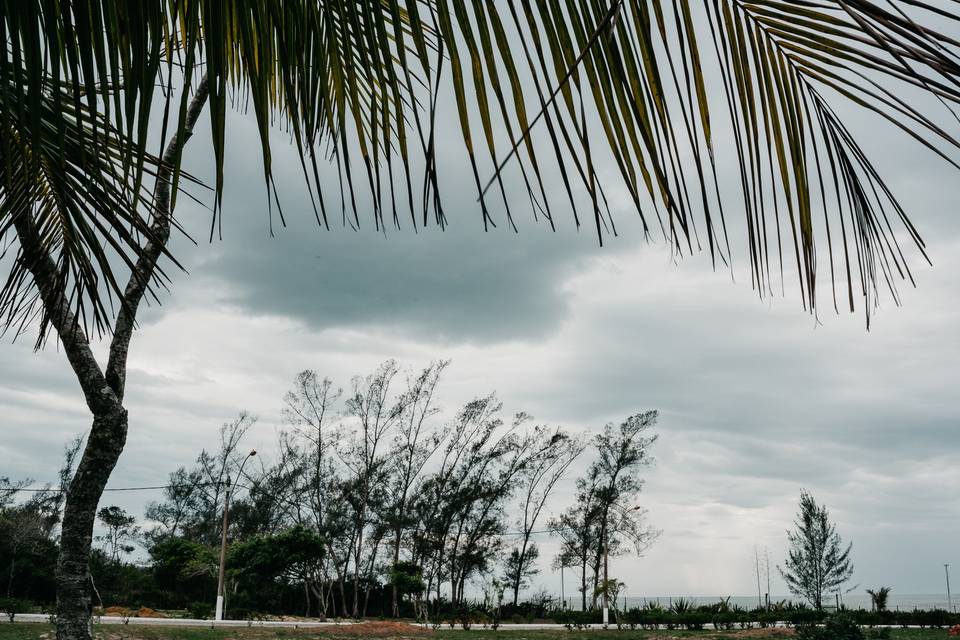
[0,624,952,640]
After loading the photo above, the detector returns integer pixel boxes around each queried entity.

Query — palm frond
[2,1,960,336]
[0,77,169,342]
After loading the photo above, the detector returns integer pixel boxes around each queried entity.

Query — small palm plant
[670,597,693,615]
[867,587,892,613]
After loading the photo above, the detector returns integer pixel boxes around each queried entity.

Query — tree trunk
[309,581,326,620]
[339,576,349,618]
[12,74,211,640]
[6,552,15,597]
[56,406,128,640]
[303,581,311,617]
[391,532,402,617]
[352,515,364,617]
[580,563,587,611]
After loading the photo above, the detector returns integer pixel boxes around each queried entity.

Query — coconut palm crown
[2,1,960,337]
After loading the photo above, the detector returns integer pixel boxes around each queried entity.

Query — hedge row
[550,608,960,630]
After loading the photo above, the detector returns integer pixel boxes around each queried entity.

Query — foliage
[5,2,960,333]
[0,506,57,603]
[88,550,160,610]
[0,442,80,604]
[388,562,425,598]
[0,598,31,622]
[14,366,960,627]
[797,612,865,640]
[503,427,583,607]
[779,490,854,610]
[229,526,325,589]
[0,625,954,640]
[187,602,214,621]
[7,3,960,637]
[867,587,892,613]
[135,361,653,620]
[502,545,540,605]
[145,414,257,547]
[149,538,217,608]
[550,413,659,611]
[96,506,139,563]
[670,597,693,615]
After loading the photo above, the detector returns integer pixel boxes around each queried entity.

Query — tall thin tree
[779,490,854,610]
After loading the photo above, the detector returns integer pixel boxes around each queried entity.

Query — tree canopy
[4,2,960,339]
[779,489,854,610]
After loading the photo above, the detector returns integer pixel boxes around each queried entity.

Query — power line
[6,485,572,537]
[7,481,223,494]
[6,484,647,540]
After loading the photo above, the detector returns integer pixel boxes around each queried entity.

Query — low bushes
[551,604,960,630]
[551,609,600,628]
[0,598,33,622]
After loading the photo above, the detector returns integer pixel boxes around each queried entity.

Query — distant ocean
[558,594,955,612]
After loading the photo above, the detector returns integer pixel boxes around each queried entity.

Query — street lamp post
[560,562,565,610]
[214,450,256,622]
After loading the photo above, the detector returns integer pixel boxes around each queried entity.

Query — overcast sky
[3,13,960,604]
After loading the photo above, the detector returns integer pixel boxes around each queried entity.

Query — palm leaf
[0,76,171,342]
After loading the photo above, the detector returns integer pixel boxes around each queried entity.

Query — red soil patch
[99,606,166,618]
[321,622,432,637]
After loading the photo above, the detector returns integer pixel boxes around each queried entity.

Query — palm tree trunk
[12,206,130,640]
[56,406,128,640]
[7,75,211,640]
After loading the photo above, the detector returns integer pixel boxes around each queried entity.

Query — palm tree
[2,3,959,639]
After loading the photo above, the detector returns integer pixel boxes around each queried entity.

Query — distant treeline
[551,603,960,631]
[1,360,660,621]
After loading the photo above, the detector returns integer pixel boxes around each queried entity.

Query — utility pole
[946,564,953,613]
[214,450,256,621]
[214,479,232,621]
[754,547,763,609]
[764,547,771,610]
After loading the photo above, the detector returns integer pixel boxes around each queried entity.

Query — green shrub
[797,613,864,640]
[552,609,599,629]
[227,607,251,620]
[187,601,214,620]
[712,611,737,630]
[0,598,32,622]
[788,608,828,627]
